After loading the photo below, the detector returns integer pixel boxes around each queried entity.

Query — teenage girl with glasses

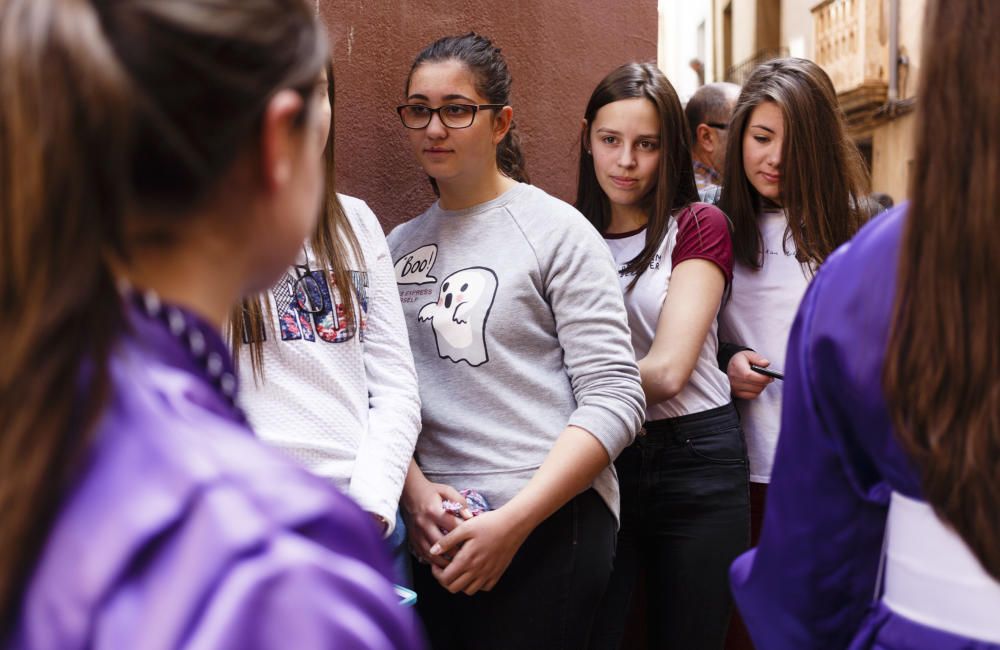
[232,62,421,560]
[387,33,646,649]
[575,62,749,650]
[732,1,1000,646]
[0,1,421,647]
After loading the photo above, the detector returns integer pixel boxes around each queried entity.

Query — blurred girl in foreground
[0,1,422,647]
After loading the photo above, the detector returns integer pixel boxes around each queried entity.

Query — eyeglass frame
[396,103,507,130]
[705,121,729,130]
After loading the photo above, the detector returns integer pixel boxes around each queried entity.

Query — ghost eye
[442,282,449,291]
[461,283,469,291]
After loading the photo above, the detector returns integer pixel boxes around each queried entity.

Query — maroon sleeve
[671,203,734,283]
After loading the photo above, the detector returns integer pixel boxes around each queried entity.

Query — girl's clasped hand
[428,508,530,595]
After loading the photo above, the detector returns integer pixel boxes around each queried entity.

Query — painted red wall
[319,1,658,231]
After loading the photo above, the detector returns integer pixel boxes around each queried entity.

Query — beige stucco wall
[659,0,713,97]
[711,0,724,79]
[732,0,758,64]
[713,0,803,80]
[895,0,925,100]
[781,0,813,58]
[871,110,915,201]
[711,0,757,79]
[869,0,925,201]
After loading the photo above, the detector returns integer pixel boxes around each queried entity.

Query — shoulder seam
[502,203,546,283]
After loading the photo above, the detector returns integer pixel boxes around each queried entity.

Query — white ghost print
[418,267,498,367]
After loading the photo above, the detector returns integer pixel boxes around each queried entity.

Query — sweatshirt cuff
[568,404,639,462]
[347,483,398,539]
[718,342,752,372]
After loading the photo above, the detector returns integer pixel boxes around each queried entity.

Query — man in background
[685,82,741,192]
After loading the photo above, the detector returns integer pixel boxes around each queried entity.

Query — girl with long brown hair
[231,61,421,554]
[716,57,869,541]
[574,63,749,650]
[0,0,421,646]
[730,0,1000,647]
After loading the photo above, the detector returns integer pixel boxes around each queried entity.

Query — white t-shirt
[718,209,812,483]
[604,204,733,421]
[237,195,421,532]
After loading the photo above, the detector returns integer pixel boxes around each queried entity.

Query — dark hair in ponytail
[0,0,325,630]
[0,0,132,632]
[406,32,529,185]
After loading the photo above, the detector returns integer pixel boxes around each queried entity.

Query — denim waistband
[640,402,739,442]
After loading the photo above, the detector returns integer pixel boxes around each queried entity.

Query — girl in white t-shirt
[576,62,750,650]
[717,58,869,547]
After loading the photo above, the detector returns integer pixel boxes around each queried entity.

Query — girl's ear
[581,118,591,154]
[491,105,514,145]
[259,89,307,192]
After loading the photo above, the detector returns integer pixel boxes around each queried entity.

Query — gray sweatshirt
[387,183,644,522]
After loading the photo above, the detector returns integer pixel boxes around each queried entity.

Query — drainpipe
[888,0,899,107]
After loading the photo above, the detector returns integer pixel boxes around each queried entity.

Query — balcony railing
[814,0,866,90]
[812,0,889,133]
[724,48,789,85]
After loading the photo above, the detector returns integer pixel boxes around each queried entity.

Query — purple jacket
[14,300,425,649]
[731,204,999,649]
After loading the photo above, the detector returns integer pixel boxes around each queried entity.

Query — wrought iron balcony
[725,48,790,85]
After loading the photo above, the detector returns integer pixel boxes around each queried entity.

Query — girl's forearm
[401,458,430,511]
[498,425,611,538]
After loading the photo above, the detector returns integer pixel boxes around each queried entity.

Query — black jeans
[589,402,750,650]
[413,488,616,650]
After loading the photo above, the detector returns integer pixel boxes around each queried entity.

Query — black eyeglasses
[396,103,506,129]
[705,122,729,130]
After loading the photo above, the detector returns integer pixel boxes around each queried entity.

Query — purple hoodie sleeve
[729,265,887,649]
[84,483,424,650]
[182,534,419,649]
